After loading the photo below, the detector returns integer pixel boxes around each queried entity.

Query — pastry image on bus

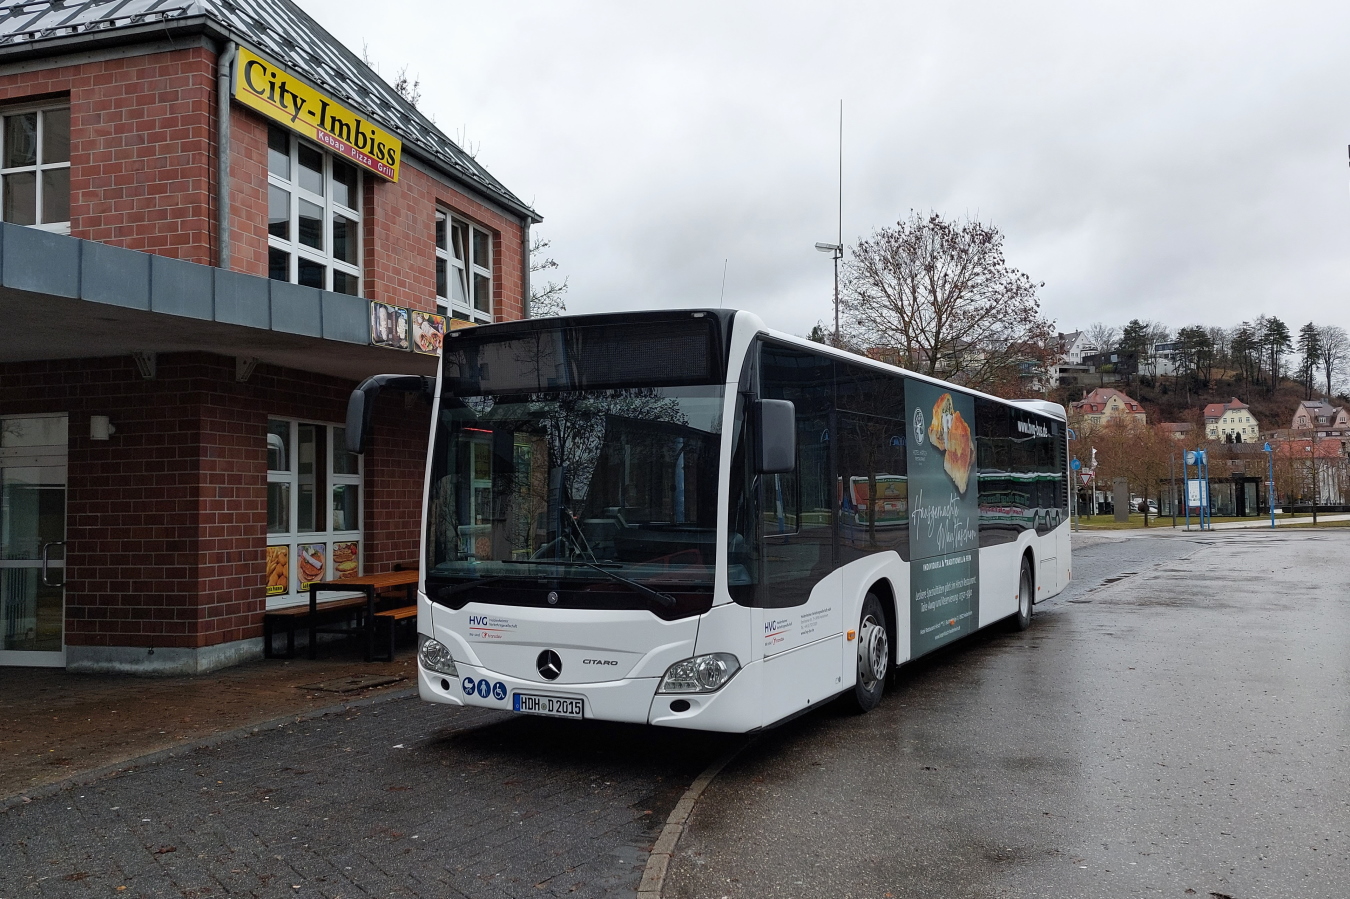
[926,391,973,494]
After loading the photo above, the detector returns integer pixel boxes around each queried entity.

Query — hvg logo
[468,615,488,626]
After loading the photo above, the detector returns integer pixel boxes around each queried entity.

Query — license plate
[512,693,583,719]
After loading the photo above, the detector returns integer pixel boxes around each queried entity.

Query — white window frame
[266,124,362,295]
[435,209,493,324]
[0,101,70,234]
[266,417,363,608]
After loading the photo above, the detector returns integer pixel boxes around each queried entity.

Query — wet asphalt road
[0,701,732,898]
[667,529,1350,899]
[4,529,1345,898]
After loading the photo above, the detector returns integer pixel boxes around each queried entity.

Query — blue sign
[492,681,507,701]
[476,678,491,699]
[461,677,475,696]
[1071,458,1081,471]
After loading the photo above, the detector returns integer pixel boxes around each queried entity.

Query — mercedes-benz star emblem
[537,650,562,681]
[547,591,559,605]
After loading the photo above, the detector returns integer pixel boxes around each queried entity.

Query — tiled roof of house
[1070,387,1144,414]
[1274,438,1344,460]
[1292,399,1348,426]
[1160,421,1194,432]
[1202,397,1249,420]
[0,0,539,221]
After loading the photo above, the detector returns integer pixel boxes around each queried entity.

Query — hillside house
[1069,387,1147,432]
[1204,398,1259,443]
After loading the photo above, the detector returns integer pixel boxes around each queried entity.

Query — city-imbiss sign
[233,47,402,182]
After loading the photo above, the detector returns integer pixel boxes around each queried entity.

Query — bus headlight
[418,639,458,676]
[658,653,740,693]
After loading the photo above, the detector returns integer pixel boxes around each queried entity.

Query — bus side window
[836,362,908,564]
[759,344,834,609]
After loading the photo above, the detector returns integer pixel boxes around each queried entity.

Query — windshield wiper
[508,559,677,608]
[575,561,677,608]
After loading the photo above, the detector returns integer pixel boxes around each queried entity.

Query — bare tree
[1318,324,1348,398]
[528,235,569,317]
[361,42,422,109]
[1206,326,1230,378]
[1085,322,1119,356]
[392,65,422,108]
[840,211,1056,395]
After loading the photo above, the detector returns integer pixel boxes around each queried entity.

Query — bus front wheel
[1012,556,1034,631]
[850,592,889,713]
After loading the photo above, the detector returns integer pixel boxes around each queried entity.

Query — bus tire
[1012,555,1034,631]
[850,592,889,713]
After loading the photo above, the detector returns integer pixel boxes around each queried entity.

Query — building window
[435,209,492,323]
[266,418,363,606]
[0,104,70,232]
[267,124,361,295]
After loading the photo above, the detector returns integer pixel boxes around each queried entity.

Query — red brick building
[0,0,539,672]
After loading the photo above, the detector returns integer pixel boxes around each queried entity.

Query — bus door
[757,344,842,719]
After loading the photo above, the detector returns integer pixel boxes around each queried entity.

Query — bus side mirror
[345,374,432,454]
[755,399,796,474]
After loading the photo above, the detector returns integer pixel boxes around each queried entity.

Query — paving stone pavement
[1,696,734,898]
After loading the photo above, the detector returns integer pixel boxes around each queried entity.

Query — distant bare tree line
[1082,316,1348,400]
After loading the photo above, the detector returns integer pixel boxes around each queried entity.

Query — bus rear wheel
[1012,556,1034,631]
[850,593,889,713]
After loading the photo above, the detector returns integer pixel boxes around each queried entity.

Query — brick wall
[2,44,529,318]
[0,353,428,650]
[359,159,527,319]
[0,46,217,263]
[227,106,269,277]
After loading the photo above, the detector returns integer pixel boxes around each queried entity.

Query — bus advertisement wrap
[907,379,981,656]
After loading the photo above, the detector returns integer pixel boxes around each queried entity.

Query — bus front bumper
[417,658,764,733]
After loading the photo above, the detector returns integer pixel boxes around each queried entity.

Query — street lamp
[815,241,843,342]
[1262,441,1275,529]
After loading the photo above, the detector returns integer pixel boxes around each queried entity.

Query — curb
[637,736,753,898]
[1,685,418,811]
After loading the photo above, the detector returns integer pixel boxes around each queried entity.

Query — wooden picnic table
[308,569,419,662]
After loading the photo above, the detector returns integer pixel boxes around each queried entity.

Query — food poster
[266,545,290,596]
[412,311,446,356]
[906,379,980,658]
[369,301,410,350]
[297,543,327,590]
[331,541,359,580]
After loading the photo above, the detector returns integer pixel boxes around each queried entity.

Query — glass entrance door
[0,415,68,667]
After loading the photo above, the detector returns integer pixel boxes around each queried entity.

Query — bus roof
[453,308,1066,422]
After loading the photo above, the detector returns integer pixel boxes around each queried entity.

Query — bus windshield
[427,385,724,587]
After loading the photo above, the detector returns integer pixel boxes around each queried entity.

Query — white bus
[347,309,1070,732]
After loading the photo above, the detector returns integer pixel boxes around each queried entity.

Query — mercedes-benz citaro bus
[345,309,1070,733]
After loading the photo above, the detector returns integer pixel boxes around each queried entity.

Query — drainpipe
[521,220,532,319]
[216,40,237,269]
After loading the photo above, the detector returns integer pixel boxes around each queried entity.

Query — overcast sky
[299,0,1350,340]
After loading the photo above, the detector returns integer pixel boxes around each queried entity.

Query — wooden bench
[373,604,418,662]
[308,570,420,662]
[263,596,366,659]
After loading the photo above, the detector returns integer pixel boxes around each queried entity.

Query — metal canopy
[0,222,435,382]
